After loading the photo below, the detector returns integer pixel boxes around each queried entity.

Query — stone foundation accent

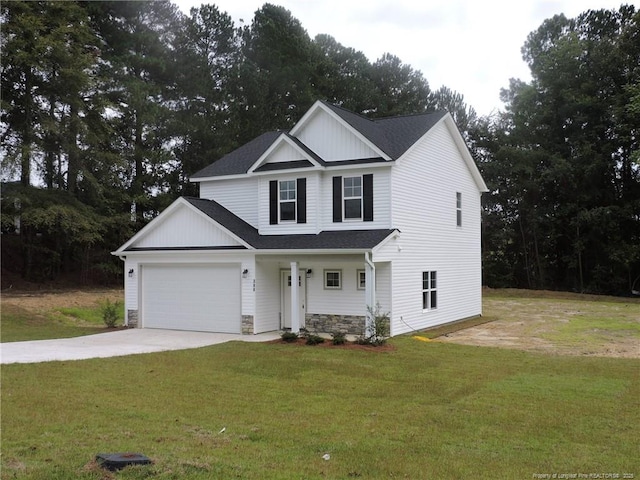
[241,315,254,335]
[127,309,139,328]
[305,313,366,335]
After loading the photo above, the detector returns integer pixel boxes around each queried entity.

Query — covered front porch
[251,253,391,336]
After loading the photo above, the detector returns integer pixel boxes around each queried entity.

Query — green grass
[1,302,123,342]
[2,338,639,479]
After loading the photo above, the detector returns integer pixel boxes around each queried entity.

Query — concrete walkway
[0,329,281,364]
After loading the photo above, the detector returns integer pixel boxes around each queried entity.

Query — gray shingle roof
[153,197,395,251]
[191,102,446,179]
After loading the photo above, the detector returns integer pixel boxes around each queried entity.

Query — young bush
[305,334,325,345]
[357,303,390,346]
[280,331,299,343]
[100,299,121,328]
[331,331,347,345]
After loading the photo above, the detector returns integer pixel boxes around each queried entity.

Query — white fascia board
[252,248,371,256]
[190,173,248,183]
[290,101,392,161]
[112,197,187,254]
[397,113,488,193]
[111,197,254,255]
[443,114,489,192]
[183,201,255,250]
[247,133,322,173]
[371,230,401,256]
[322,161,394,173]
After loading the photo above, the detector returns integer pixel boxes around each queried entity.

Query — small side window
[456,192,462,227]
[357,270,366,290]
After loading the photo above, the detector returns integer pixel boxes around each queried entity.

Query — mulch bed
[268,337,395,352]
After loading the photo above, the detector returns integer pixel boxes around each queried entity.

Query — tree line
[1,2,638,295]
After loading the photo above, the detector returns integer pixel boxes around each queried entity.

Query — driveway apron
[0,329,281,364]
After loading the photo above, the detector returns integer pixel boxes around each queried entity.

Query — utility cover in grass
[96,453,152,471]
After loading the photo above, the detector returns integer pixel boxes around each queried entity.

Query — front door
[281,270,306,329]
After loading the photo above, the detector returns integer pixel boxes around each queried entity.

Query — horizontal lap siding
[320,169,391,231]
[306,260,366,316]
[254,261,280,333]
[390,121,482,335]
[259,173,320,235]
[199,178,259,228]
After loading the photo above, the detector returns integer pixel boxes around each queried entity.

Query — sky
[175,0,636,117]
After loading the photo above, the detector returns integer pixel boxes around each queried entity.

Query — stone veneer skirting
[242,315,254,335]
[305,313,366,335]
[127,309,139,328]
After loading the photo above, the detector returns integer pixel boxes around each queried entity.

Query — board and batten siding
[199,177,259,228]
[297,110,379,161]
[134,203,242,248]
[388,119,483,336]
[262,140,306,163]
[320,168,392,231]
[258,172,320,235]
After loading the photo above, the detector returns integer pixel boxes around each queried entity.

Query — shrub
[280,331,299,343]
[331,331,347,345]
[305,334,325,345]
[357,303,390,346]
[100,299,121,328]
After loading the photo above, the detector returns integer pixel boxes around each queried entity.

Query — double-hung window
[422,271,437,310]
[332,174,373,222]
[269,178,306,225]
[343,176,362,220]
[279,180,296,222]
[456,192,462,227]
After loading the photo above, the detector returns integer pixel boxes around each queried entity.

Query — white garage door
[141,264,241,333]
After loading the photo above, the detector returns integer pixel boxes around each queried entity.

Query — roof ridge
[373,110,446,122]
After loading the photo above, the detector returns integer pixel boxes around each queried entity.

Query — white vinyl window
[343,176,362,219]
[456,192,462,227]
[422,271,437,310]
[324,270,342,289]
[279,180,296,222]
[357,270,366,290]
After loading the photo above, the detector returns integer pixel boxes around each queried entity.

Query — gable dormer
[290,101,391,162]
[248,133,323,173]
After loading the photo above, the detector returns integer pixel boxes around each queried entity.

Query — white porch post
[364,252,376,337]
[290,261,300,333]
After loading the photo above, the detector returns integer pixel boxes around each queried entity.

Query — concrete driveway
[0,329,281,364]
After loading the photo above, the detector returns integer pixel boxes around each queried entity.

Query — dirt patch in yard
[1,288,123,312]
[436,290,640,358]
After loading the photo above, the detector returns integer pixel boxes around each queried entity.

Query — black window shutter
[363,174,374,222]
[332,176,342,222]
[269,180,278,225]
[297,178,306,224]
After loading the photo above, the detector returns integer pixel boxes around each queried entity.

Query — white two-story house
[113,100,488,337]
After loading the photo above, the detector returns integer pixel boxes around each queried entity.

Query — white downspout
[364,252,376,337]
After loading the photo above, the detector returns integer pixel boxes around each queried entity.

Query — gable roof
[191,101,447,180]
[183,197,396,251]
[321,102,446,159]
[115,197,395,253]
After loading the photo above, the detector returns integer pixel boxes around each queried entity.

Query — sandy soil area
[437,295,640,358]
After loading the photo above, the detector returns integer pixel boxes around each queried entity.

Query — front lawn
[1,338,638,479]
